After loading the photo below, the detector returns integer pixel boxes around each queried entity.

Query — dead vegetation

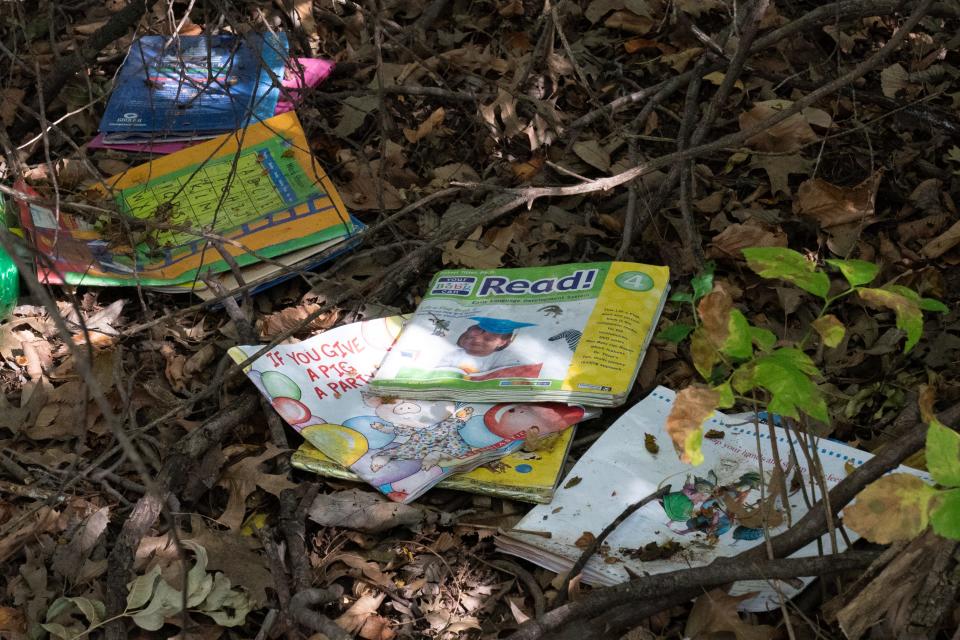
[1,0,960,638]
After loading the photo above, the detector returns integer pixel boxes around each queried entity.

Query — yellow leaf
[811,314,845,348]
[844,473,937,543]
[666,386,719,465]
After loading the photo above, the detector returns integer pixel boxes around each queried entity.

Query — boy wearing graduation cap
[435,316,543,380]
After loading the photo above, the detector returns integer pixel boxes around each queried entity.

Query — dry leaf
[403,107,446,143]
[217,444,296,530]
[335,149,404,211]
[259,304,340,339]
[603,10,654,34]
[740,100,824,153]
[881,63,909,98]
[572,140,611,172]
[442,225,517,269]
[922,219,960,259]
[308,488,430,532]
[665,386,719,465]
[662,47,703,73]
[685,589,776,639]
[186,515,274,607]
[574,531,596,548]
[697,286,733,346]
[708,221,787,258]
[749,153,810,196]
[336,593,388,635]
[52,506,109,584]
[793,172,882,228]
[0,89,24,127]
[0,507,60,564]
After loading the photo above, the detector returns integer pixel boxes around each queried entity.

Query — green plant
[42,541,253,639]
[844,388,960,542]
[663,246,947,466]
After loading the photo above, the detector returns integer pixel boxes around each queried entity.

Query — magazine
[369,262,669,406]
[15,112,357,292]
[100,33,288,143]
[90,58,334,154]
[228,317,593,503]
[495,386,930,611]
[291,424,576,504]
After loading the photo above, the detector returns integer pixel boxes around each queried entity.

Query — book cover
[370,262,669,406]
[16,112,356,290]
[496,386,930,611]
[100,33,288,142]
[229,317,591,503]
[291,424,576,504]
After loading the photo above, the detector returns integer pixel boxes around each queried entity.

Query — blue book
[100,33,289,143]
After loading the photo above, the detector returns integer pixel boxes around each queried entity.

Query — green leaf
[714,381,734,409]
[199,574,253,627]
[740,348,828,422]
[722,310,753,359]
[657,323,694,344]
[68,598,103,626]
[749,326,776,351]
[131,581,182,631]
[919,298,949,313]
[40,623,74,640]
[742,247,830,299]
[811,314,846,348]
[927,421,960,487]
[825,258,879,287]
[126,566,161,611]
[844,473,938,543]
[183,540,214,607]
[670,291,694,303]
[930,489,960,540]
[691,262,716,301]
[858,287,923,353]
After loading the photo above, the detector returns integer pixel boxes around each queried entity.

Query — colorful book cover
[370,262,670,406]
[228,317,591,503]
[15,111,356,290]
[290,424,576,504]
[100,33,288,142]
[496,386,930,611]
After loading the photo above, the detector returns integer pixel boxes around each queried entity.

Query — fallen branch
[507,552,879,640]
[553,486,669,607]
[289,587,351,640]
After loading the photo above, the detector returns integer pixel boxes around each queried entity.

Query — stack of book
[13,33,357,297]
[231,262,670,503]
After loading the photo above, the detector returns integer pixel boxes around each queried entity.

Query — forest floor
[1,0,960,638]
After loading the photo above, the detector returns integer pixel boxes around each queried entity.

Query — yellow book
[291,425,576,504]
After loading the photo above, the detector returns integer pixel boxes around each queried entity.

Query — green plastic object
[0,243,17,319]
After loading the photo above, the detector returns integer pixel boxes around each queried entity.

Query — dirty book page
[497,386,930,611]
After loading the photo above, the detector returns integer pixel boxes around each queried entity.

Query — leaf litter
[0,0,958,638]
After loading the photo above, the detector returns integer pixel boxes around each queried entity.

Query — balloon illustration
[361,316,404,350]
[301,424,369,466]
[256,370,323,428]
[484,403,585,440]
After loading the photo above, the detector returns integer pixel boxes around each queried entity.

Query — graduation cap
[468,316,536,334]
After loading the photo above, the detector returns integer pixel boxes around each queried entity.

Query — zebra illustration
[549,329,582,351]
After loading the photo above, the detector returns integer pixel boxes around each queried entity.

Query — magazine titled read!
[369,262,670,406]
[229,317,591,503]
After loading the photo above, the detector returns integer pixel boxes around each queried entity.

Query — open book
[229,317,593,503]
[100,33,288,144]
[370,262,669,406]
[15,112,358,293]
[291,423,576,504]
[496,386,929,611]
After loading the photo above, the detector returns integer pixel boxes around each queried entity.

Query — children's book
[291,424,576,504]
[90,57,334,154]
[496,386,930,611]
[15,112,357,292]
[100,33,288,143]
[369,263,669,407]
[228,317,593,503]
